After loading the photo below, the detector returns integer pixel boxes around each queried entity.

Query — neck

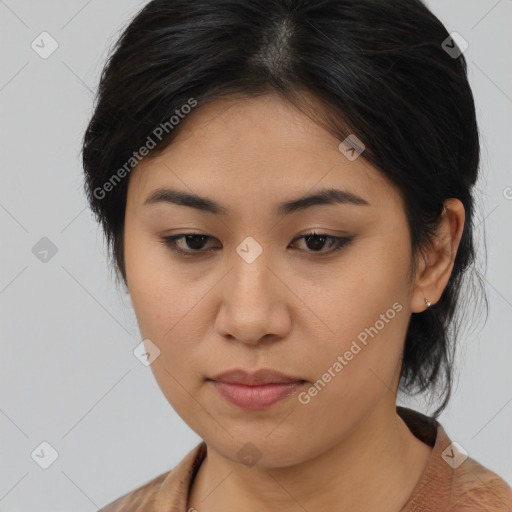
[188,401,433,512]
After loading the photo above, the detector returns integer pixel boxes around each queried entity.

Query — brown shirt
[99,407,512,511]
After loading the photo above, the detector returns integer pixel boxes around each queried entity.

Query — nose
[214,248,292,346]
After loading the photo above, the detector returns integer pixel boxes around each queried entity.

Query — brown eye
[160,232,354,258]
[290,233,354,256]
[161,234,217,256]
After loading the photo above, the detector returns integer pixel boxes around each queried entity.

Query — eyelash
[160,232,354,258]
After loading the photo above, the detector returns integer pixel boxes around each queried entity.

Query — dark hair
[82,0,487,417]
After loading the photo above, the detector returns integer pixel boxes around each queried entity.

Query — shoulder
[450,456,512,511]
[97,441,207,512]
[99,469,172,512]
[397,407,512,511]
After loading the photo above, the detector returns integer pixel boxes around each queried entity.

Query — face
[124,92,417,467]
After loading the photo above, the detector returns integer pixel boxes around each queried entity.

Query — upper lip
[209,368,305,385]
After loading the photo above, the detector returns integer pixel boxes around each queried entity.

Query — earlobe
[410,198,466,313]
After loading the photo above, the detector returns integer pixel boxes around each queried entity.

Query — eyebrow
[143,186,370,216]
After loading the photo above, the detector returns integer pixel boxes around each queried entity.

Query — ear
[410,198,466,313]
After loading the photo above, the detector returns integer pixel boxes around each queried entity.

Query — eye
[160,232,354,258]
[290,232,354,255]
[161,234,218,257]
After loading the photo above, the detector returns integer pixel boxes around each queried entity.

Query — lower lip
[210,380,305,410]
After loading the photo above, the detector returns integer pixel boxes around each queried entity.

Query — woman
[82,0,512,510]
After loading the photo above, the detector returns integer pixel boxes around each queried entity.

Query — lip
[210,368,305,385]
[208,369,306,410]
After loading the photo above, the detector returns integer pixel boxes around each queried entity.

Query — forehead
[127,93,401,214]
[165,93,355,161]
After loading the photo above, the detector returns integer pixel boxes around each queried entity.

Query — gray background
[0,0,511,510]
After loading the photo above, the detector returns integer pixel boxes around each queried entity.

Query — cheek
[127,261,206,420]
[124,229,212,384]
[314,236,410,337]
[125,228,193,335]
[302,238,411,403]
[298,305,408,439]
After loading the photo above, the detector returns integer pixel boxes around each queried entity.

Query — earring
[425,298,432,309]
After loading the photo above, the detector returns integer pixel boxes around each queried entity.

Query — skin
[123,92,465,512]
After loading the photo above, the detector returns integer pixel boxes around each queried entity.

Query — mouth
[207,368,307,410]
[209,368,306,385]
